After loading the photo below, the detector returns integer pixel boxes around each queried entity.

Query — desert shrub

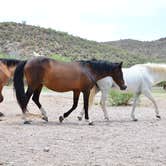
[108,89,133,106]
[156,81,166,87]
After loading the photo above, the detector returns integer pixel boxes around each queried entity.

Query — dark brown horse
[0,58,21,117]
[13,57,126,124]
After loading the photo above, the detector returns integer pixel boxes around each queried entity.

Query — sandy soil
[0,87,166,166]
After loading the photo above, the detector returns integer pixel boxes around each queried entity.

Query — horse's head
[111,62,127,90]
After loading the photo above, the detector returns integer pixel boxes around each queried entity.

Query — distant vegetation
[50,54,71,62]
[0,22,166,67]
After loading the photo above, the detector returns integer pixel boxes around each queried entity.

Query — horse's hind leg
[32,85,48,122]
[143,89,160,119]
[59,90,80,123]
[22,87,34,124]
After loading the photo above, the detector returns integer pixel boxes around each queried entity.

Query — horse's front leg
[131,92,141,121]
[59,91,80,123]
[0,92,3,103]
[100,89,109,120]
[77,86,97,121]
[0,85,4,117]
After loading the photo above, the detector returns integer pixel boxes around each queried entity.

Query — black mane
[0,58,21,67]
[79,59,120,73]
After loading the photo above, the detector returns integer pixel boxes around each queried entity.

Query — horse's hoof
[133,118,138,122]
[42,116,48,122]
[89,122,94,126]
[104,117,109,121]
[77,116,82,121]
[0,112,4,117]
[59,116,64,123]
[24,121,31,124]
[156,115,161,119]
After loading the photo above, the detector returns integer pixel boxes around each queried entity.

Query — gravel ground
[0,87,166,166]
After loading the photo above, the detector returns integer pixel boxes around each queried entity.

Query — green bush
[108,89,133,106]
[50,54,71,62]
[0,53,12,58]
[156,81,166,87]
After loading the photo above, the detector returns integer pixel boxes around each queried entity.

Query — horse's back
[24,57,90,91]
[123,65,152,92]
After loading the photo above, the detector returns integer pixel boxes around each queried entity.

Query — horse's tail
[13,60,27,113]
[89,85,99,108]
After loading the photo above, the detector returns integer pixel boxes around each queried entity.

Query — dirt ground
[0,87,166,166]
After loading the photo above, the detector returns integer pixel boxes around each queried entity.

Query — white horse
[78,63,166,121]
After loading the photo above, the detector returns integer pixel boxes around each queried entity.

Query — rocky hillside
[105,38,166,58]
[0,22,166,67]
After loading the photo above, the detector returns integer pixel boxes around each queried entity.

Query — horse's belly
[44,81,80,92]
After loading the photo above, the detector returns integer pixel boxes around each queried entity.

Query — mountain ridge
[0,22,166,67]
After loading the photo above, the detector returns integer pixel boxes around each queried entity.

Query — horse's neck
[95,72,112,81]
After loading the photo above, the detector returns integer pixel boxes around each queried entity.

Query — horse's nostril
[120,85,127,90]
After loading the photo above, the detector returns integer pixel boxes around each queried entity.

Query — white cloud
[0,0,166,41]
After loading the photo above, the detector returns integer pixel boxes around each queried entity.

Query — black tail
[13,60,27,112]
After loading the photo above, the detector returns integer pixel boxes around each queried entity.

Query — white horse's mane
[132,63,166,73]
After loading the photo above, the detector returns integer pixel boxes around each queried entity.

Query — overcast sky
[0,0,166,42]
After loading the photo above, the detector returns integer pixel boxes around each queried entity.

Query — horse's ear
[119,62,123,67]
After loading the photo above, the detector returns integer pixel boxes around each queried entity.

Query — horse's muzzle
[120,85,127,90]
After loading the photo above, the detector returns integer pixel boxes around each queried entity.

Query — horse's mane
[0,58,21,67]
[79,59,119,73]
[141,63,166,73]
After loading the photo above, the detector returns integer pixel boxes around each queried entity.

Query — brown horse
[13,57,126,125]
[0,58,21,117]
